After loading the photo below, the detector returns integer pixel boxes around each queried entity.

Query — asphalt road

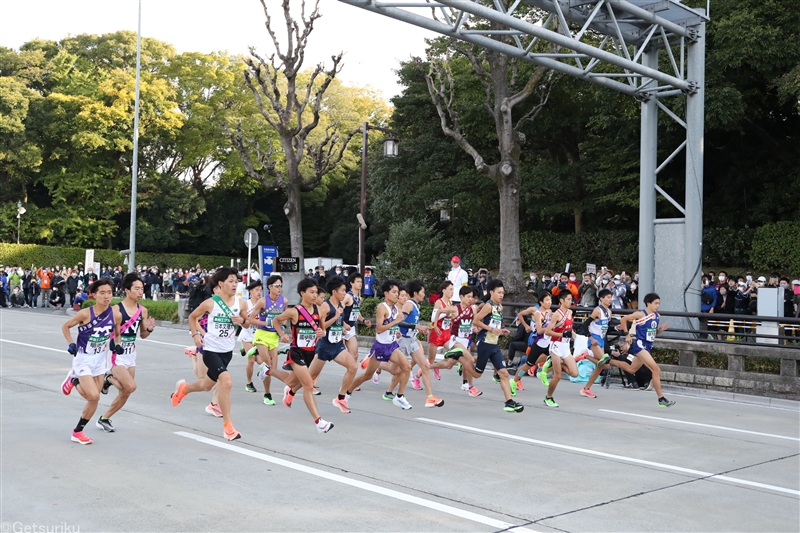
[1,307,798,532]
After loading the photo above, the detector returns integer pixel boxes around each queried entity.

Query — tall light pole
[128,0,143,273]
[16,200,25,244]
[359,122,398,273]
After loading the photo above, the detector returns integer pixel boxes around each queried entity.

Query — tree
[375,219,448,290]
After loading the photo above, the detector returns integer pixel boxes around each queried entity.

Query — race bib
[488,312,502,330]
[389,325,399,336]
[213,315,234,337]
[297,328,316,348]
[265,311,280,330]
[646,326,657,342]
[120,334,137,355]
[409,327,419,339]
[457,322,471,339]
[87,333,110,355]
[328,325,343,343]
[441,318,452,330]
[349,307,360,322]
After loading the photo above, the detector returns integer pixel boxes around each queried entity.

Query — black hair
[211,267,236,289]
[557,290,573,302]
[88,277,114,295]
[122,273,142,291]
[487,279,504,292]
[779,277,790,284]
[458,285,473,297]
[438,280,453,293]
[719,270,728,277]
[406,279,424,297]
[326,277,346,293]
[597,288,612,299]
[643,292,660,306]
[381,279,400,294]
[538,290,552,303]
[297,278,319,295]
[266,274,282,287]
[470,287,481,298]
[348,271,363,284]
[246,279,262,291]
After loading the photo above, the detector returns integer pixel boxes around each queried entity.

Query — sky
[0,0,434,99]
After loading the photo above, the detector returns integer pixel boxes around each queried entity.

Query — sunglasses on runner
[270,284,283,288]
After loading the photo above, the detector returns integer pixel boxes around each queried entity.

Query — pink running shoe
[332,397,351,413]
[412,375,422,390]
[580,388,597,399]
[71,430,92,445]
[205,403,223,417]
[61,374,75,395]
[433,368,441,381]
[184,347,197,357]
[468,386,483,398]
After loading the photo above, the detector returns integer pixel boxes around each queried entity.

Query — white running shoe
[372,372,381,385]
[392,395,412,410]
[460,382,471,391]
[316,418,334,433]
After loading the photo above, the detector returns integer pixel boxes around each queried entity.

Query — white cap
[613,274,621,279]
[792,280,800,285]
[757,276,767,282]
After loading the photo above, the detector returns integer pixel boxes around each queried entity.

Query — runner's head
[398,286,409,307]
[557,289,573,307]
[406,279,425,302]
[439,280,454,299]
[538,290,552,309]
[211,267,237,296]
[643,292,660,311]
[487,279,504,302]
[348,271,363,292]
[597,288,612,307]
[88,277,114,306]
[297,278,319,304]
[266,274,283,297]
[122,273,144,301]
[326,277,347,300]
[458,285,474,306]
[246,279,262,300]
[381,279,401,304]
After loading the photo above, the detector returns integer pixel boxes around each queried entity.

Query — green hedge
[82,298,179,323]
[749,221,800,274]
[0,243,232,271]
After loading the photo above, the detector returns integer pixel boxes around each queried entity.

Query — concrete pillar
[638,46,658,298]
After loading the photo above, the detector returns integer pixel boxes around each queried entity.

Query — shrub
[374,219,448,289]
[82,298,179,322]
[749,221,800,274]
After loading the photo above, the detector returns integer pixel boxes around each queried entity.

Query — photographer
[578,273,597,307]
[551,273,579,300]
[187,274,211,313]
[473,268,489,299]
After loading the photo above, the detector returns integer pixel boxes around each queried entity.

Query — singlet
[76,306,114,357]
[633,311,660,345]
[477,301,503,345]
[291,304,320,352]
[322,299,345,345]
[257,294,286,332]
[203,296,241,353]
[375,302,399,344]
[551,308,573,343]
[529,309,553,348]
[400,300,420,338]
[343,291,361,327]
[118,302,142,357]
[588,305,611,337]
[432,299,452,331]
[449,304,475,340]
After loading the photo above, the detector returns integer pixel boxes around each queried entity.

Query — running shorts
[253,329,279,350]
[238,326,255,343]
[475,342,505,374]
[630,339,653,356]
[398,336,420,357]
[590,333,604,349]
[71,351,108,378]
[343,327,357,341]
[287,347,315,368]
[371,340,399,362]
[549,340,572,360]
[428,328,451,347]
[316,339,346,362]
[202,349,232,382]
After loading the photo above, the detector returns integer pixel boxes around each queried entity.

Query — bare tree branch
[230,121,286,189]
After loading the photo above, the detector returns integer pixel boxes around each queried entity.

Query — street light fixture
[16,200,26,244]
[359,122,398,273]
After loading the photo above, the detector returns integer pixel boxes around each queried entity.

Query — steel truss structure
[339,0,708,314]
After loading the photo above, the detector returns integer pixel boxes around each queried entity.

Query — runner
[542,291,579,407]
[183,280,224,418]
[471,280,523,412]
[512,290,553,391]
[577,288,613,399]
[247,275,289,406]
[343,272,372,363]
[264,279,334,433]
[241,279,263,394]
[387,280,444,408]
[429,286,483,397]
[610,293,676,407]
[171,268,250,441]
[426,281,455,380]
[346,280,413,410]
[60,278,123,444]
[96,273,156,432]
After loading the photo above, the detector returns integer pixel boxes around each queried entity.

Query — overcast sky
[0,0,434,99]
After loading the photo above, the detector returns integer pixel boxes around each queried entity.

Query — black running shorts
[202,350,232,382]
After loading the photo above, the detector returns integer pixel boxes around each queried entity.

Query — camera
[263,224,273,231]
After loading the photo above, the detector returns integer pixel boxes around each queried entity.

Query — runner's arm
[188,299,214,337]
[140,306,155,339]
[472,303,494,332]
[61,309,91,344]
[375,304,392,333]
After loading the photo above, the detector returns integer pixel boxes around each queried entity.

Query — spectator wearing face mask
[610,274,627,309]
[579,273,597,307]
[627,278,639,309]
[714,271,728,290]
[526,270,543,294]
[551,273,579,300]
[778,277,794,318]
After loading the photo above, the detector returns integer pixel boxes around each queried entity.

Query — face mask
[569,276,576,282]
[335,270,341,275]
[614,280,621,285]
[718,276,725,282]
[530,276,535,280]
[780,283,788,289]
[720,289,727,295]
[746,276,752,282]
[631,283,637,290]
[543,279,550,284]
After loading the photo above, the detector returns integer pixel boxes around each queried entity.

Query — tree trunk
[497,171,524,294]
[284,180,304,265]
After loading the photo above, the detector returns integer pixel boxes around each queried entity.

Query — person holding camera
[550,273,579,301]
[579,273,597,307]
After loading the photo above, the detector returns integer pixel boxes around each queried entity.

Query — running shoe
[580,388,597,399]
[240,346,246,357]
[71,430,92,445]
[332,397,351,413]
[184,347,196,357]
[316,419,334,433]
[527,366,537,377]
[509,378,517,397]
[206,403,223,417]
[468,386,482,398]
[597,355,611,367]
[372,372,381,385]
[433,368,441,381]
[100,373,113,395]
[256,362,270,381]
[411,375,422,390]
[283,386,293,408]
[282,359,293,371]
[392,395,413,410]
[492,374,501,384]
[539,366,550,387]
[503,399,524,413]
[360,354,372,369]
[312,386,321,396]
[574,352,586,362]
[245,382,257,393]
[515,379,525,391]
[425,395,445,408]
[444,349,461,360]
[171,379,187,406]
[61,373,75,395]
[382,391,395,401]
[96,417,115,432]
[457,363,463,376]
[263,394,276,406]
[223,421,241,441]
[460,382,471,391]
[245,346,259,358]
[658,397,676,408]
[645,381,654,391]
[543,397,559,408]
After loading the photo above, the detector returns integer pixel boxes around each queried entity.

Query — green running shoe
[539,366,550,387]
[444,349,462,360]
[509,378,517,397]
[456,363,463,376]
[543,397,559,408]
[503,400,524,413]
[245,382,257,393]
[382,392,396,401]
[245,346,259,358]
[658,397,676,408]
[492,374,501,384]
[262,394,276,405]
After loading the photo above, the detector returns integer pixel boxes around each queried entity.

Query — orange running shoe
[515,379,525,391]
[360,354,372,369]
[223,421,241,441]
[332,397,351,413]
[425,395,445,408]
[71,430,92,445]
[184,347,197,357]
[171,379,187,406]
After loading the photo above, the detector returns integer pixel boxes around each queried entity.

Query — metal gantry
[339,0,707,316]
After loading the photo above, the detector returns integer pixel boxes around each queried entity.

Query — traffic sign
[243,228,259,250]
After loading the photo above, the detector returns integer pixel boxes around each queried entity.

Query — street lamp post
[359,122,398,273]
[16,200,26,244]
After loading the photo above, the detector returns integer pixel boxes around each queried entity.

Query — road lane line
[0,339,64,353]
[416,418,799,497]
[140,338,189,348]
[599,409,800,441]
[176,431,538,532]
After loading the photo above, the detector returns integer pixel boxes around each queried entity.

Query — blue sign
[259,245,279,275]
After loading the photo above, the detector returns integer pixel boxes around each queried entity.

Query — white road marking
[0,339,64,353]
[140,338,189,348]
[176,431,538,532]
[665,391,799,412]
[599,409,800,441]
[417,418,800,497]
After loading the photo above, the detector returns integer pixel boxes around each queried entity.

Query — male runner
[60,278,123,444]
[578,288,613,398]
[172,268,249,441]
[97,273,156,432]
[512,290,553,391]
[542,291,579,407]
[610,292,676,407]
[241,279,262,394]
[343,272,372,362]
[247,275,289,405]
[426,281,455,379]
